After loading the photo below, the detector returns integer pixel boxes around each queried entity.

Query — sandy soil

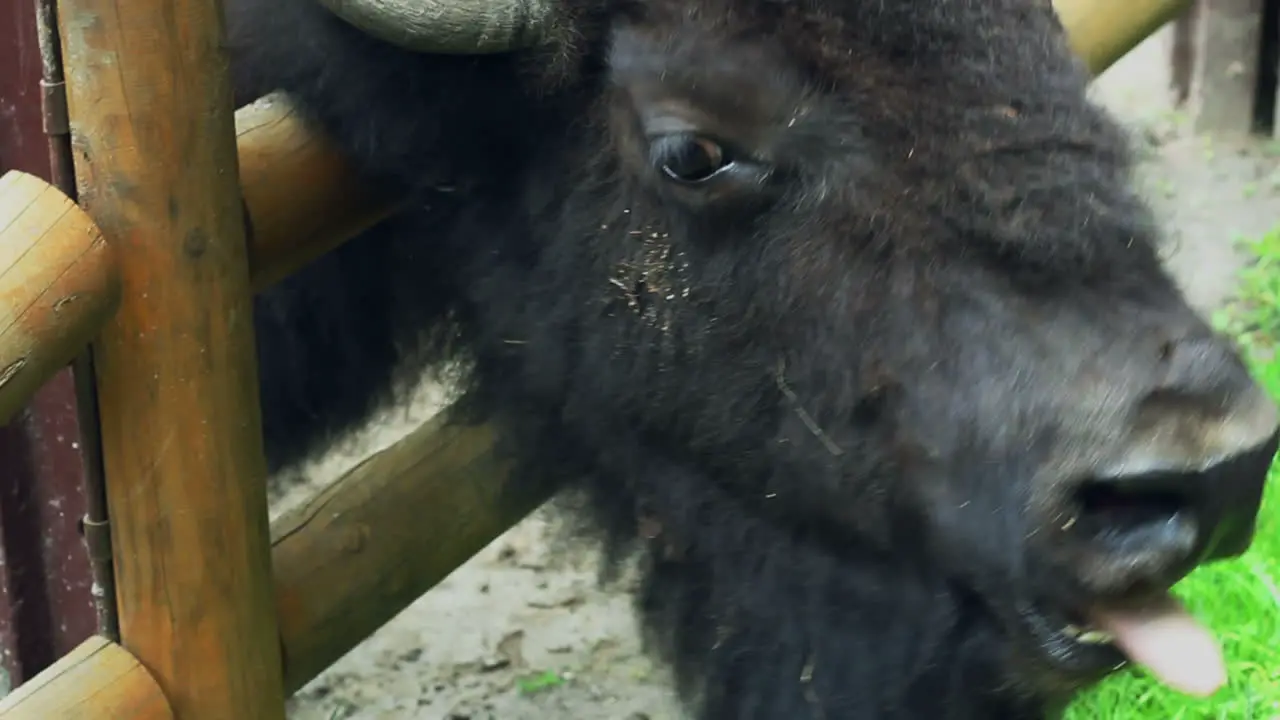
[275,30,1280,720]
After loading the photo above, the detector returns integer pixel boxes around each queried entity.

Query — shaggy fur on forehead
[614,0,1077,82]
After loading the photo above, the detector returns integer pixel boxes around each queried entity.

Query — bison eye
[653,133,731,184]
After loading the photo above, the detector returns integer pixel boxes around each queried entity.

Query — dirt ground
[274,30,1280,720]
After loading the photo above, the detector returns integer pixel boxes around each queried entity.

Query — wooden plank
[0,635,172,719]
[54,0,288,717]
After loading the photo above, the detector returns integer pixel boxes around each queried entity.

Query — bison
[226,0,1280,717]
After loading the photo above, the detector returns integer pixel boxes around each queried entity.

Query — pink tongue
[1088,595,1226,697]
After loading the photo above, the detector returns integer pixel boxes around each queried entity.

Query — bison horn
[312,0,554,53]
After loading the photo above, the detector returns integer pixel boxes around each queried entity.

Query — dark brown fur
[228,2,1254,717]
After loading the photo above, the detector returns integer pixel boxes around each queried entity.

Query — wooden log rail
[1054,0,1194,75]
[0,172,118,424]
[0,0,1188,716]
[0,636,172,720]
[236,96,393,290]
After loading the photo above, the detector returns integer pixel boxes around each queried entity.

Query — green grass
[515,668,568,695]
[1063,227,1280,720]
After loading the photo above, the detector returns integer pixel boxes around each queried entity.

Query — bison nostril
[1069,473,1200,561]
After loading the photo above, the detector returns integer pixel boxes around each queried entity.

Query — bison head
[250,0,1280,716]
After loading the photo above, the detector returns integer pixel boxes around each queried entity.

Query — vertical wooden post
[1171,2,1202,105]
[55,0,287,717]
[1189,0,1267,135]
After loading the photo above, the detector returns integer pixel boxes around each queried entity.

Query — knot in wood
[342,524,370,553]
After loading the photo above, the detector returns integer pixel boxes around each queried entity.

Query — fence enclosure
[0,0,1200,717]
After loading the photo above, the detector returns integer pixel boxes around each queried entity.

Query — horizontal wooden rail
[237,95,394,290]
[0,171,119,424]
[0,635,173,719]
[0,412,545,713]
[270,413,549,692]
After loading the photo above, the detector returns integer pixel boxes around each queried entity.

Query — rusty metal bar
[32,0,117,646]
